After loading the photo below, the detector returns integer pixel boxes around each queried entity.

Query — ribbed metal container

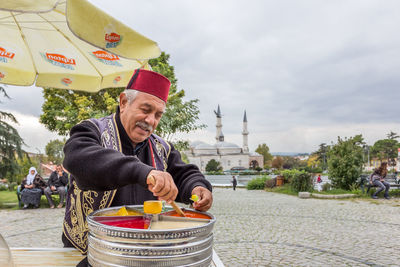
[87,205,216,267]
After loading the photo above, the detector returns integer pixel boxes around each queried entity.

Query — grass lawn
[0,190,19,209]
[0,190,62,209]
[264,184,298,196]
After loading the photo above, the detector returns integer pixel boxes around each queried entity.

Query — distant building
[186,105,263,172]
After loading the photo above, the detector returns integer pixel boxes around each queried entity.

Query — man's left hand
[191,186,213,212]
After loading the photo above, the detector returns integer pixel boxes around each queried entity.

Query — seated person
[370,162,390,199]
[21,167,47,209]
[44,164,68,208]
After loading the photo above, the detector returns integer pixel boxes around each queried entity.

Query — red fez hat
[126,69,171,102]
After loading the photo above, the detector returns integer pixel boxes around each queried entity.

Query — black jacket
[48,171,68,188]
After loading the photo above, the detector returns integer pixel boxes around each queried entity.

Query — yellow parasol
[66,0,161,60]
[0,0,160,92]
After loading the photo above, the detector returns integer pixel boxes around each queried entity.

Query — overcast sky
[2,0,400,154]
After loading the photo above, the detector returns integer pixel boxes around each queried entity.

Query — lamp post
[35,148,42,175]
[363,145,370,170]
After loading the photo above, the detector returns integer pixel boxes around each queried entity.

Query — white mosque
[186,105,263,172]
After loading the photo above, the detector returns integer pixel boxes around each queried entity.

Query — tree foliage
[271,156,284,169]
[0,87,24,181]
[255,143,273,166]
[370,132,399,166]
[311,143,329,170]
[327,135,365,190]
[281,156,307,170]
[290,171,313,193]
[40,52,204,140]
[205,159,222,172]
[45,139,66,164]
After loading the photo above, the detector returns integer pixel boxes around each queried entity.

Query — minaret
[218,131,224,142]
[242,110,249,153]
[214,105,222,142]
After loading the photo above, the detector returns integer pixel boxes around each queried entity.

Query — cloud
[3,110,62,153]
[2,0,400,153]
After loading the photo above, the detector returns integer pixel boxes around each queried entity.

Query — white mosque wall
[192,148,218,156]
[187,154,249,172]
[217,148,242,155]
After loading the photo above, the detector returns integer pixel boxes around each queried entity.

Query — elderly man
[62,69,213,254]
[44,164,68,208]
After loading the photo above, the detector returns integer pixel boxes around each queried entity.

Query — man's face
[119,91,165,144]
[56,166,62,172]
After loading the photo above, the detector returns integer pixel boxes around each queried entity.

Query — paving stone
[1,188,400,266]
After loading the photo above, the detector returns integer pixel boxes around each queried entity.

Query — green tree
[39,52,204,141]
[271,156,284,169]
[45,139,66,164]
[255,143,273,167]
[281,156,307,169]
[387,131,399,140]
[327,135,365,190]
[205,159,222,172]
[0,87,25,182]
[370,139,399,168]
[312,143,329,170]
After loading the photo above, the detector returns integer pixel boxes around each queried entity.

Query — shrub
[247,176,268,190]
[0,184,8,191]
[205,159,223,172]
[281,169,302,183]
[8,182,18,191]
[327,135,364,190]
[265,178,276,188]
[290,171,312,192]
[322,183,332,191]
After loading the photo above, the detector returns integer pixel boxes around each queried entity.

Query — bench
[358,174,400,194]
[16,177,68,208]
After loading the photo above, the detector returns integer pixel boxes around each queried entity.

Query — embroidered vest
[62,113,171,254]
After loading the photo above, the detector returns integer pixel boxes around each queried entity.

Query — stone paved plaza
[1,188,400,266]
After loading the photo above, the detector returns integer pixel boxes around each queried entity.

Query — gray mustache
[136,121,153,132]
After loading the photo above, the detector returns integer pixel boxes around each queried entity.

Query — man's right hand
[146,170,178,204]
[51,185,56,191]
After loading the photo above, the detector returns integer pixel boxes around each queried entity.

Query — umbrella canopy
[0,1,159,92]
[66,0,161,60]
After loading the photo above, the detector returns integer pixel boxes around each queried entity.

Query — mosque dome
[214,141,240,149]
[195,143,216,150]
[189,140,207,148]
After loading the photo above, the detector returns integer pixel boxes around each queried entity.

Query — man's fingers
[152,177,165,193]
[147,171,178,202]
[156,180,171,198]
[191,187,213,212]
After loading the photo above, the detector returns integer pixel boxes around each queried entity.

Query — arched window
[249,160,259,169]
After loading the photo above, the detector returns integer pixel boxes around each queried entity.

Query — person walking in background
[370,162,390,199]
[317,175,322,183]
[232,175,237,190]
[44,164,68,208]
[20,167,46,209]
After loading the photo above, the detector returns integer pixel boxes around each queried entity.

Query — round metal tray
[87,205,216,267]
